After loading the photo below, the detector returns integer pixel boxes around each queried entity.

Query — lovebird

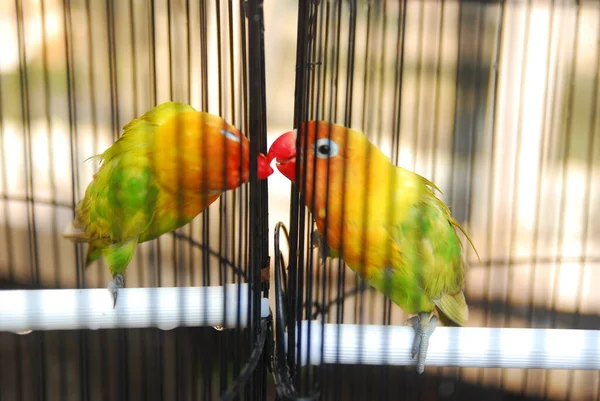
[64,102,274,306]
[267,121,477,374]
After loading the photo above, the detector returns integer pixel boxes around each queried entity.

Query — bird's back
[64,102,212,248]
[324,161,470,325]
[371,167,470,325]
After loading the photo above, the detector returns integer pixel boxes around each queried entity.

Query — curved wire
[220,317,269,401]
[171,231,247,280]
[271,221,318,401]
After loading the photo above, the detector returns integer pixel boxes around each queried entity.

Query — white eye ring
[313,138,339,159]
[220,129,241,143]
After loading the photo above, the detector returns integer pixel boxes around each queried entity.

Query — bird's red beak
[257,153,274,180]
[267,130,297,182]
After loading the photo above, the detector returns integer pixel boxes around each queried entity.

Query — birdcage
[2,0,600,400]
[269,1,600,400]
[0,0,271,400]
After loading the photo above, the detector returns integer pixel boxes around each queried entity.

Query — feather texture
[269,121,478,325]
[65,102,258,278]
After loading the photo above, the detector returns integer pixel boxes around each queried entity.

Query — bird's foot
[407,312,438,374]
[107,274,125,308]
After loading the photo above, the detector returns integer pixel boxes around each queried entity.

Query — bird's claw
[408,312,438,374]
[107,273,125,308]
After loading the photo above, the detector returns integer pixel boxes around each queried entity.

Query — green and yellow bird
[267,120,477,373]
[64,102,273,306]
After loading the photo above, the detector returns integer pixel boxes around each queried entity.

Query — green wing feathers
[73,158,158,241]
[63,102,217,275]
[63,105,189,266]
[417,183,470,326]
[380,172,474,326]
[418,174,480,262]
[64,157,159,270]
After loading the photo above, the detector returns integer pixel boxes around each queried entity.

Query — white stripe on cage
[290,321,600,370]
[0,284,270,332]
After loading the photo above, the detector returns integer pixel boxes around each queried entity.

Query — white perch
[0,284,270,332]
[293,321,600,370]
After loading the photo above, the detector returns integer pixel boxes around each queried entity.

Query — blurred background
[0,0,599,400]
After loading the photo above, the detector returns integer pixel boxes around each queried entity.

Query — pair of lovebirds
[64,101,478,374]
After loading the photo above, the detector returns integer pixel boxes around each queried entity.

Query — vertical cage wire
[272,0,600,400]
[0,0,270,400]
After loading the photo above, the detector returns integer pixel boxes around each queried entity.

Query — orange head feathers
[153,110,273,196]
[267,121,390,206]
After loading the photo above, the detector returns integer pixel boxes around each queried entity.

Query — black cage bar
[273,0,600,400]
[0,0,270,400]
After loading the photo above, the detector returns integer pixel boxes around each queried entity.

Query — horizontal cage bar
[0,284,270,332]
[291,320,600,371]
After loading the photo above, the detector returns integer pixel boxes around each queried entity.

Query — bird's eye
[220,129,241,143]
[313,138,339,159]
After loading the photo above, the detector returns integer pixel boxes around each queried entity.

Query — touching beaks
[267,130,297,165]
[257,153,274,180]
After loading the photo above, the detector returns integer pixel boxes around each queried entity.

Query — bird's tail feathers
[434,291,468,327]
[437,311,460,327]
[84,243,102,267]
[63,218,90,243]
[63,220,103,267]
